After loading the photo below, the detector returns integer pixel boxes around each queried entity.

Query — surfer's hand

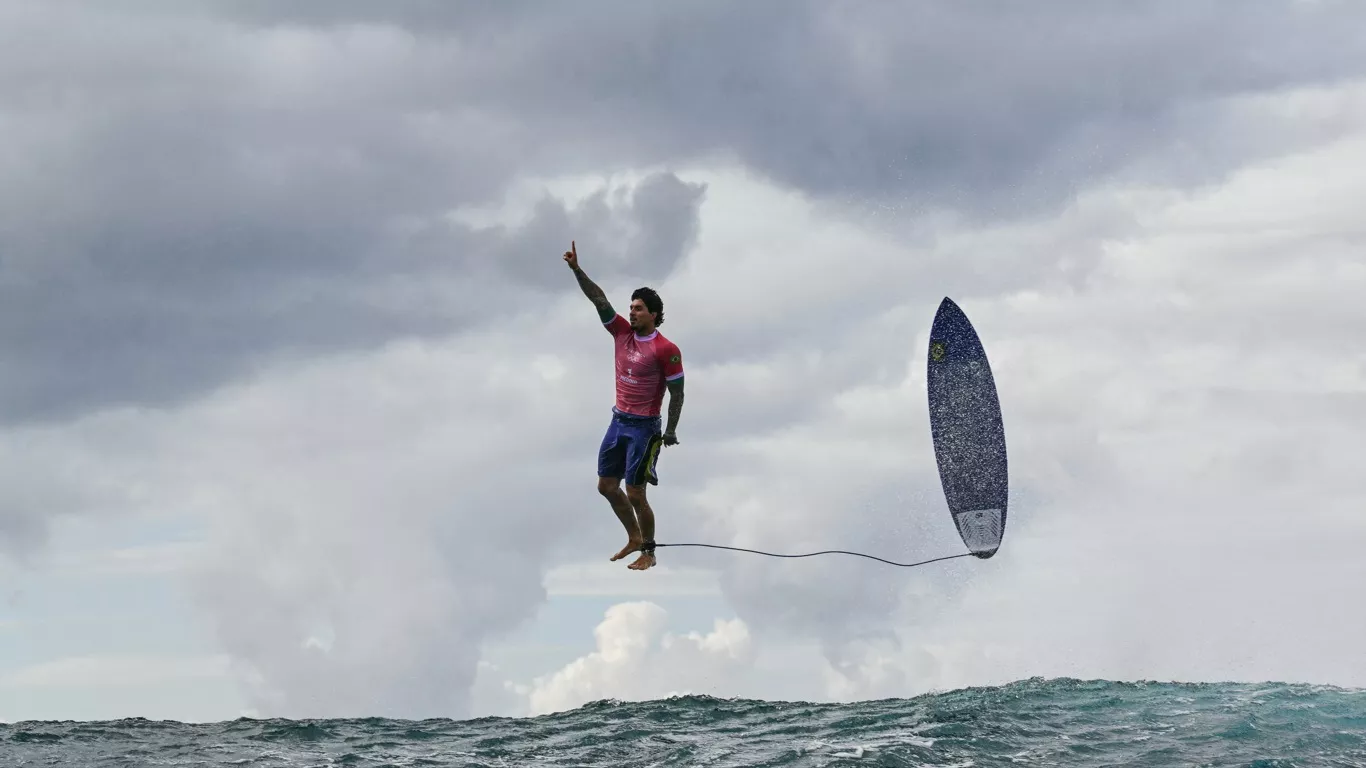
[662,432,678,446]
[563,240,579,270]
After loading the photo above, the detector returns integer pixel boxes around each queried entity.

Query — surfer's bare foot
[627,551,655,571]
[611,539,642,562]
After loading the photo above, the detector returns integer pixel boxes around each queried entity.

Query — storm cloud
[6,0,1365,424]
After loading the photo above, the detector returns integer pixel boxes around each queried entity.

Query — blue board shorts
[597,409,664,487]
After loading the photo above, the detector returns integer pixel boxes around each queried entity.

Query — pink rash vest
[604,313,684,418]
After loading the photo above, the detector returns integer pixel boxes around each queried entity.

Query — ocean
[3,678,1363,767]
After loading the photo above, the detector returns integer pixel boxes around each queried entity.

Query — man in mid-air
[563,241,684,572]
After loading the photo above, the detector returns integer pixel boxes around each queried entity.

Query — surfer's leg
[598,416,642,560]
[623,425,663,570]
[624,482,655,570]
[599,476,642,560]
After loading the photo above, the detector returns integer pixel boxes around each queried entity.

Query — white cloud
[171,328,608,720]
[523,601,755,716]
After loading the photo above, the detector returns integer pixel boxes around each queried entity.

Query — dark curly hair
[632,286,664,326]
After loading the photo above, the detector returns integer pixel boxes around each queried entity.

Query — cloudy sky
[3,0,1366,723]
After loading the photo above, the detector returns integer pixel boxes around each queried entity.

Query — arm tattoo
[665,378,684,434]
[572,267,614,321]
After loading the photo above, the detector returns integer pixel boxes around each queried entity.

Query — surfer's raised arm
[563,241,614,324]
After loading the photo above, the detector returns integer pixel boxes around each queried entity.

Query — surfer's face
[628,299,654,331]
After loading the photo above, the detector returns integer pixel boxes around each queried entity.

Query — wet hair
[631,286,664,326]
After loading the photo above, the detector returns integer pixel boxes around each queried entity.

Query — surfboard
[926,297,1008,559]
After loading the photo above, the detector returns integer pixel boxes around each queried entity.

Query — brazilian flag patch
[929,341,946,361]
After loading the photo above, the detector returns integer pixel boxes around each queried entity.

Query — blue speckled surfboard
[926,297,1008,558]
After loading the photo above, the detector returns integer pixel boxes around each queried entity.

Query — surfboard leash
[647,541,975,569]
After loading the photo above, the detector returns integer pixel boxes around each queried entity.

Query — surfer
[564,241,685,571]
